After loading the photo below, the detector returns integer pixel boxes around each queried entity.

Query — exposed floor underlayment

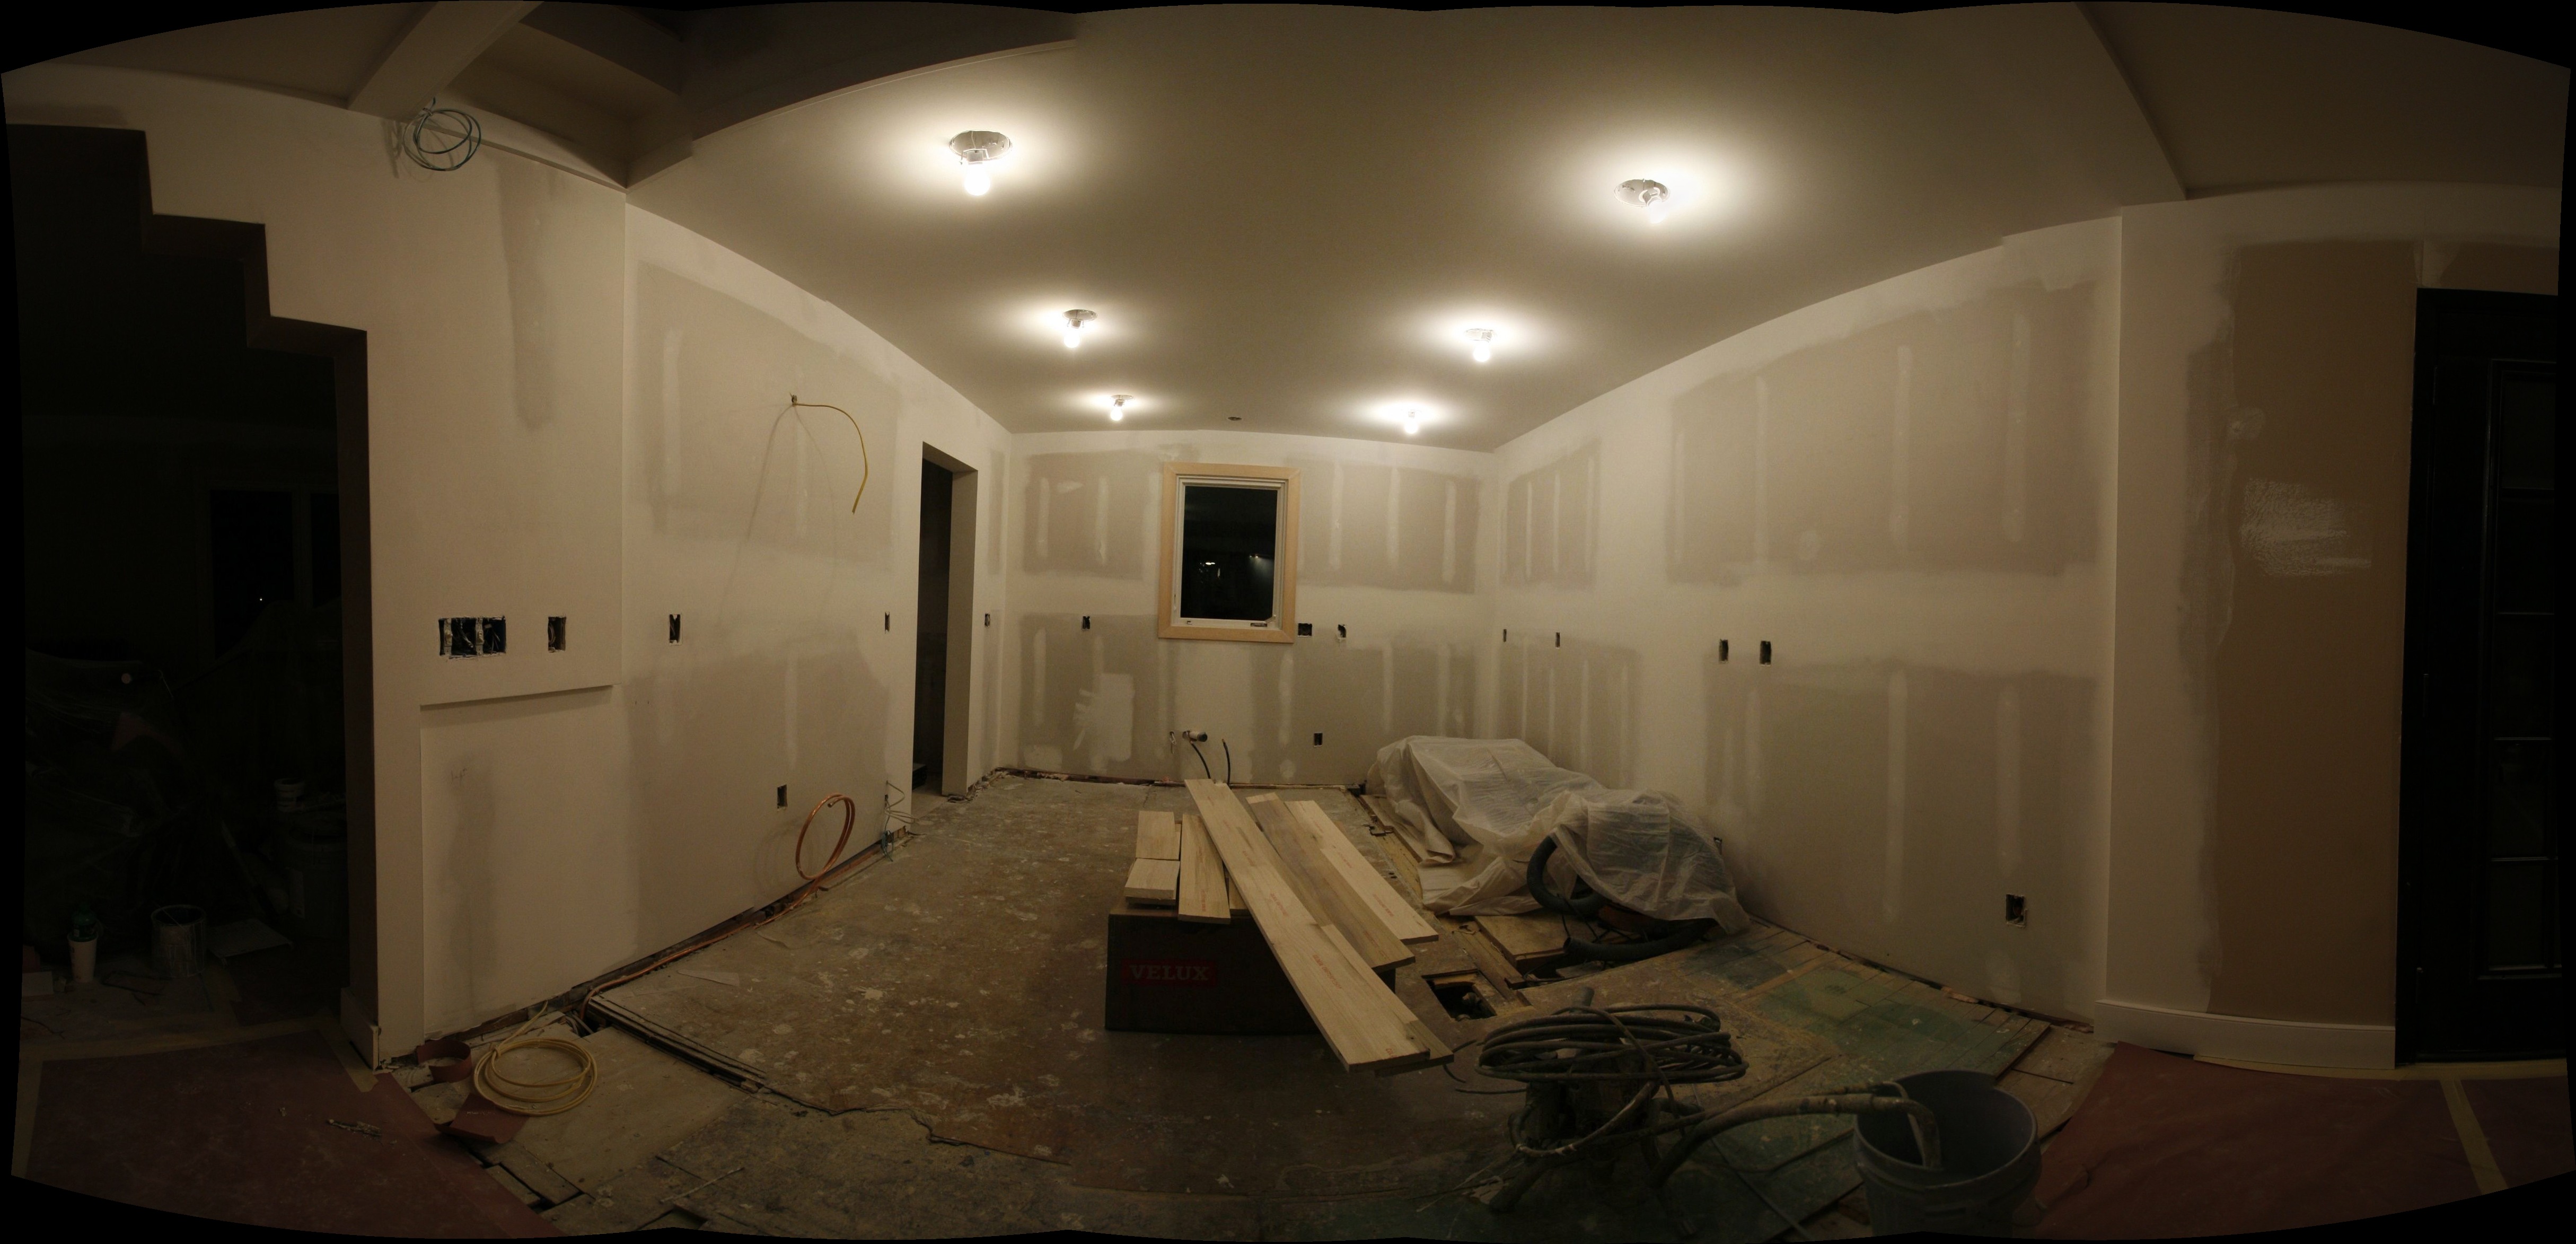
[27,775,2569,1239]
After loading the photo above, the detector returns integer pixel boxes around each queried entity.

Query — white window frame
[1158,461,1300,644]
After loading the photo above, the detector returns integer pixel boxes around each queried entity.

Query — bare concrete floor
[469,773,2114,1240]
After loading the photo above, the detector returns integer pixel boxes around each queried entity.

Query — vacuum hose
[1526,836,1716,962]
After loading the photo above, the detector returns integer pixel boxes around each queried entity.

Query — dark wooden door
[2396,289,2561,1062]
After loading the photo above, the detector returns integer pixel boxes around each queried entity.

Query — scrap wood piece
[1455,924,1534,1004]
[1245,794,1411,972]
[1225,871,1248,916]
[1134,810,1182,861]
[1285,800,1441,944]
[1123,857,1181,905]
[1176,813,1229,923]
[1475,910,1570,965]
[1184,779,1437,1072]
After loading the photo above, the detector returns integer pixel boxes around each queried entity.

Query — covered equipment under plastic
[1364,737,1750,939]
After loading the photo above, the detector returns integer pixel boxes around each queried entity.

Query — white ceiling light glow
[1402,408,1422,436]
[1618,178,1672,223]
[1465,327,1495,363]
[1062,309,1096,348]
[947,130,1012,196]
[1110,394,1131,422]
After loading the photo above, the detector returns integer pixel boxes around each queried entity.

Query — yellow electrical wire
[473,1009,600,1117]
[789,396,870,512]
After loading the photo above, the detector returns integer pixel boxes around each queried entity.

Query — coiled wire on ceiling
[400,98,482,172]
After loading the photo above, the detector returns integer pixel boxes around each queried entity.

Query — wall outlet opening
[547,616,566,651]
[777,785,788,809]
[1297,622,1312,636]
[1760,640,1772,664]
[669,614,682,643]
[479,617,506,654]
[2005,894,2027,926]
[1312,732,1324,746]
[1719,639,1730,662]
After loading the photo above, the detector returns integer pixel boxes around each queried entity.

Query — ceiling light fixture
[949,130,1012,196]
[1110,394,1130,422]
[1062,309,1096,349]
[1402,408,1421,436]
[1465,328,1495,363]
[1617,178,1671,223]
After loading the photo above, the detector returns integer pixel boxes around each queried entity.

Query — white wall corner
[2095,998,2395,1070]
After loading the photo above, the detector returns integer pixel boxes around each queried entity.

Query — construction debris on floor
[28,773,2562,1239]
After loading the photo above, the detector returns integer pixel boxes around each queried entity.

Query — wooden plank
[1362,794,1442,862]
[1175,813,1229,923]
[1134,810,1181,861]
[1475,910,1569,964]
[1226,871,1248,915]
[1184,779,1430,1072]
[1455,923,1534,1003]
[1245,795,1411,972]
[1122,857,1180,905]
[1285,801,1440,944]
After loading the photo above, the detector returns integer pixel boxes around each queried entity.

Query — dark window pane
[209,489,295,654]
[2489,496,2549,614]
[2493,371,2553,491]
[2485,615,2553,737]
[1179,484,1279,621]
[2482,862,2555,971]
[310,493,341,605]
[2486,741,2553,859]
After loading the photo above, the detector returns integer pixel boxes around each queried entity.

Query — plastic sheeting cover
[1364,736,1749,931]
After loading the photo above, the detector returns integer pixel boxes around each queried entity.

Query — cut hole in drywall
[885,613,892,631]
[546,616,566,651]
[1083,616,1092,629]
[1297,622,1313,636]
[1313,732,1324,746]
[668,614,682,643]
[480,617,506,654]
[1720,639,1730,662]
[1335,624,1347,641]
[1760,641,1772,664]
[776,785,788,809]
[2005,893,2027,926]
[1555,632,1562,648]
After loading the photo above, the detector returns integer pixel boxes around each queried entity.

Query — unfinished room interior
[10,2,2565,1238]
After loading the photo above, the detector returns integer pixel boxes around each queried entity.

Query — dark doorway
[16,124,371,1032]
[913,459,956,794]
[2396,288,2560,1062]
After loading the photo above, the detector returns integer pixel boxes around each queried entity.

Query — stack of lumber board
[1356,794,1569,976]
[1178,781,1452,1074]
[1123,810,1246,917]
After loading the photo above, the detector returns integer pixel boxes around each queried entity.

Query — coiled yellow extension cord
[474,1009,600,1116]
[789,396,871,511]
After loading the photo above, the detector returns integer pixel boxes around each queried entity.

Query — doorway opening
[15,124,375,1037]
[2395,288,2559,1062]
[912,446,980,796]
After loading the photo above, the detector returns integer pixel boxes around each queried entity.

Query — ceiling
[41,4,2568,450]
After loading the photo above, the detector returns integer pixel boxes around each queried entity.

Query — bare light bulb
[1062,309,1096,349]
[1110,395,1129,422]
[948,131,1010,197]
[1466,328,1494,363]
[1402,410,1421,436]
[963,168,991,196]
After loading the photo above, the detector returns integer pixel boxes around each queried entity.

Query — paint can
[1851,1069,2039,1237]
[152,905,207,979]
[69,904,100,984]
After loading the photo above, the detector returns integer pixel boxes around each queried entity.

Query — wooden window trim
[1158,461,1299,644]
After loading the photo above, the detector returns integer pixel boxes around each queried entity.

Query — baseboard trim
[2094,998,2395,1070]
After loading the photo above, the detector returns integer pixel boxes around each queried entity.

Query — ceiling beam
[347,1,541,120]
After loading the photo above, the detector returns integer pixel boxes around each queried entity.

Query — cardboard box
[1103,898,1317,1035]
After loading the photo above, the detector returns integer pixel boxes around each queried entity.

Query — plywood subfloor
[588,773,2049,1232]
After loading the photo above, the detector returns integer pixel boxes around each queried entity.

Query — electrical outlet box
[547,616,566,651]
[777,785,788,809]
[1719,639,1730,662]
[1312,732,1323,746]
[1760,640,1772,664]
[669,614,682,643]
[479,617,506,654]
[1297,622,1312,636]
[439,617,477,657]
[2005,895,2027,926]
